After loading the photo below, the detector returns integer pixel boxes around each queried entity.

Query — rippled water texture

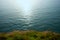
[0,0,60,32]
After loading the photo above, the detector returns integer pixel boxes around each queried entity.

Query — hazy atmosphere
[0,0,60,32]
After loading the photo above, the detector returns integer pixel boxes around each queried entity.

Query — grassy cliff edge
[0,30,60,40]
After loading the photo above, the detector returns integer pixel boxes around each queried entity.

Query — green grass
[0,30,60,40]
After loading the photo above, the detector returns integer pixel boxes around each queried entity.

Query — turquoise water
[0,0,60,32]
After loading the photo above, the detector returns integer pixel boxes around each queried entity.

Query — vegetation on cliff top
[0,30,60,40]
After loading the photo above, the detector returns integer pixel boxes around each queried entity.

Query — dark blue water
[0,0,60,32]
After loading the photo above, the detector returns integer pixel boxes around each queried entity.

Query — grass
[0,30,60,40]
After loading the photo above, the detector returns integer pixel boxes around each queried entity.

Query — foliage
[0,30,60,40]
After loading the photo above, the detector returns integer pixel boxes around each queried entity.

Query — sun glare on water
[17,0,31,16]
[16,0,39,16]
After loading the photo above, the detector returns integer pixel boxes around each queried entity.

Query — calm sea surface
[0,0,60,32]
